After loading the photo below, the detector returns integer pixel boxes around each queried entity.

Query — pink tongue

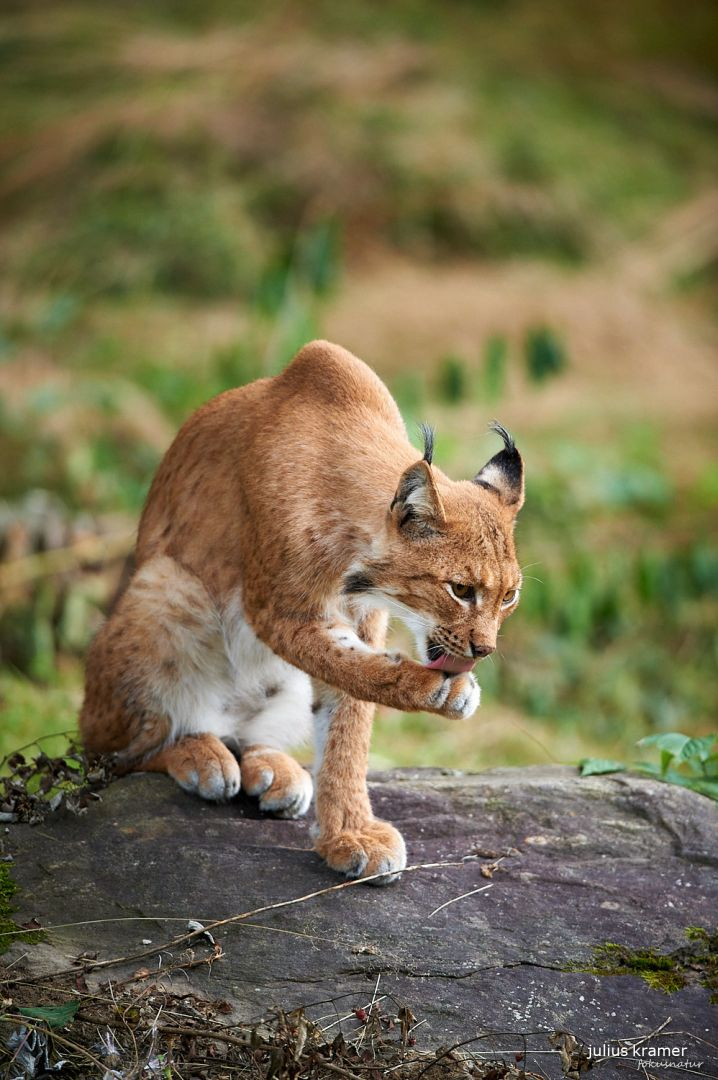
[425,653,475,675]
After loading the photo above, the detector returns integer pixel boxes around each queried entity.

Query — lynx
[81,340,524,883]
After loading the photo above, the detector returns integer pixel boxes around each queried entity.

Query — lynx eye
[449,582,475,601]
[502,589,519,608]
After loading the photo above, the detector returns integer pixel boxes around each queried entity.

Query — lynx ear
[391,422,446,533]
[391,459,446,533]
[474,422,524,512]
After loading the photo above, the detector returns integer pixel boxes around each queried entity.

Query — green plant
[17,1003,80,1029]
[482,335,508,403]
[391,371,426,419]
[437,355,468,404]
[524,326,567,384]
[580,732,718,800]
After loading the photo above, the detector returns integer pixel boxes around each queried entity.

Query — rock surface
[7,767,718,1076]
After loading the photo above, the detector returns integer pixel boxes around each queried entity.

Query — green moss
[0,863,45,954]
[684,927,718,1003]
[576,943,682,992]
[589,943,686,993]
[568,930,718,997]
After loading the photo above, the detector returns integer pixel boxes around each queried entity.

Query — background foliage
[1,0,717,769]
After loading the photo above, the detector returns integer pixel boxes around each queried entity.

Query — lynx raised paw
[241,747,313,818]
[422,669,480,719]
[315,819,407,884]
[441,671,481,719]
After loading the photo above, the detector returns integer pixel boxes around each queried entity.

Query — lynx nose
[470,642,495,659]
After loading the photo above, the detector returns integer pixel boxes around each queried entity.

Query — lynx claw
[315,820,407,885]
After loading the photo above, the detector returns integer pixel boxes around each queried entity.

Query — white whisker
[380,594,434,630]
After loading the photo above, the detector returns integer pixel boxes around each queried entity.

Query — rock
[6,767,718,1076]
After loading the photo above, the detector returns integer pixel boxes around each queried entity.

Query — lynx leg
[240,746,313,818]
[311,610,406,884]
[81,555,238,801]
[313,693,406,883]
[80,595,173,765]
[142,733,240,801]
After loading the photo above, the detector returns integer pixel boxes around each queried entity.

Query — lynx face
[345,424,524,676]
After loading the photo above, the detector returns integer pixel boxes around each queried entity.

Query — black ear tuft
[419,422,435,465]
[489,420,515,453]
[473,421,524,512]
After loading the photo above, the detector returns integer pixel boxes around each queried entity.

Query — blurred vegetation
[373,356,718,768]
[0,0,717,768]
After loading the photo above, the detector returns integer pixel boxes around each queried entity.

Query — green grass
[2,2,718,298]
[0,0,717,768]
[1,280,716,767]
[2,347,715,768]
[0,670,79,762]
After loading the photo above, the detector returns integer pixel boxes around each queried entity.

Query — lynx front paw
[315,820,407,885]
[442,671,481,719]
[422,670,480,719]
[241,748,313,819]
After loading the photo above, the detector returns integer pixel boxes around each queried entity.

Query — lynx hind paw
[172,741,241,802]
[241,749,313,819]
[315,820,407,885]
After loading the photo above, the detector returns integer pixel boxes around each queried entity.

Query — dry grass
[328,194,718,437]
[0,963,552,1079]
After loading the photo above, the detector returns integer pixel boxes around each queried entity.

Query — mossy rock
[569,934,718,996]
[0,862,44,953]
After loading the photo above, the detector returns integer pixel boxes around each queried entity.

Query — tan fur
[81,341,523,883]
